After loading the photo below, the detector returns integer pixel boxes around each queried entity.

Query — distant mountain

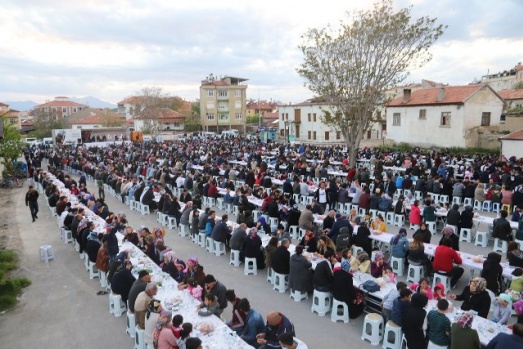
[70,96,116,109]
[4,100,37,112]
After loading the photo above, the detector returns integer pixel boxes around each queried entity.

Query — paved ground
[0,166,504,349]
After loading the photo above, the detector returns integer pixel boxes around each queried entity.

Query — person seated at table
[439,226,460,251]
[426,299,451,348]
[381,281,407,324]
[313,250,336,292]
[256,311,295,349]
[391,288,412,327]
[493,210,514,242]
[433,282,447,301]
[378,192,393,213]
[491,293,512,325]
[211,214,232,246]
[298,230,318,254]
[144,299,163,348]
[449,277,491,318]
[423,200,437,224]
[315,235,336,257]
[335,227,352,253]
[237,298,265,347]
[328,213,351,243]
[288,245,313,295]
[409,277,434,300]
[243,227,265,269]
[450,311,480,349]
[481,252,503,295]
[370,251,389,278]
[370,214,387,235]
[446,203,461,227]
[369,188,381,210]
[403,292,429,349]
[509,268,523,292]
[353,221,373,256]
[350,250,371,274]
[459,205,474,231]
[110,260,135,305]
[409,200,423,229]
[272,238,291,276]
[390,227,409,259]
[474,183,486,203]
[178,257,206,289]
[135,282,159,329]
[225,290,245,334]
[433,237,463,288]
[161,251,186,283]
[394,195,406,217]
[197,293,221,317]
[322,210,336,233]
[413,221,432,243]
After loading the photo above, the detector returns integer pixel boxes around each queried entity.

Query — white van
[23,138,38,146]
[221,130,239,139]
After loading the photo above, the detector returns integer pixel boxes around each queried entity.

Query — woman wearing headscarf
[152,310,172,349]
[370,251,390,278]
[350,251,371,274]
[449,277,491,318]
[332,260,355,308]
[403,293,428,349]
[450,311,480,349]
[480,252,503,295]
[161,251,187,283]
[390,228,409,258]
[413,222,432,244]
[439,225,460,251]
[178,257,205,289]
[144,299,163,349]
[242,227,265,269]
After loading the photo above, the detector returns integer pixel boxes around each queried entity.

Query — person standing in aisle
[25,185,39,222]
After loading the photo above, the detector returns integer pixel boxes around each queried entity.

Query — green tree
[297,0,446,166]
[246,114,260,125]
[184,103,202,132]
[0,118,25,177]
[514,81,523,90]
[131,86,172,136]
[27,113,62,139]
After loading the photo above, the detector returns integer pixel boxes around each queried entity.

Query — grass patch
[0,249,31,311]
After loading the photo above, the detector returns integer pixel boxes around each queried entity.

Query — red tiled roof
[263,112,279,119]
[247,102,275,110]
[387,85,492,107]
[70,110,125,125]
[497,89,523,100]
[502,129,523,141]
[21,120,35,126]
[35,100,87,108]
[117,96,146,105]
[157,108,184,123]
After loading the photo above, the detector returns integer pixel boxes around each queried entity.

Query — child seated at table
[381,281,407,324]
[376,266,396,286]
[197,294,221,317]
[433,283,446,300]
[187,278,202,302]
[491,293,512,325]
[409,278,433,300]
[350,251,370,274]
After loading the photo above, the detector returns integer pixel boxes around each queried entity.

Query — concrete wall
[500,114,523,132]
[502,139,523,159]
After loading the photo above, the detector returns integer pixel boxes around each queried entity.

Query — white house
[385,84,504,148]
[278,99,384,144]
[133,108,185,132]
[501,129,523,160]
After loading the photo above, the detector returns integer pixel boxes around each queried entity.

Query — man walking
[25,185,39,222]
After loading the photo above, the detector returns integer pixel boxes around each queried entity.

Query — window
[500,114,506,124]
[313,131,317,140]
[73,108,77,113]
[481,112,491,126]
[234,101,241,109]
[324,131,329,140]
[218,89,228,97]
[234,90,241,97]
[207,90,214,97]
[336,131,341,140]
[308,131,311,139]
[62,107,67,113]
[235,113,242,120]
[419,109,426,119]
[313,113,317,122]
[206,113,214,120]
[280,129,284,136]
[219,114,228,120]
[308,113,311,122]
[392,113,401,126]
[440,112,451,126]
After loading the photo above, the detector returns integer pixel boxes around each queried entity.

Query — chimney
[403,89,411,103]
[437,88,445,102]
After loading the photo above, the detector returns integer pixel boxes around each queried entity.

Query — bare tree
[297,0,446,166]
[131,86,172,136]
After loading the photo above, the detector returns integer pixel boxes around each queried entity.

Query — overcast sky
[1,0,522,105]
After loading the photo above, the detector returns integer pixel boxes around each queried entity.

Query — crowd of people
[24,136,523,349]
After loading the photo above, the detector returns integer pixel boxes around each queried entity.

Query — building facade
[386,85,504,148]
[480,62,523,91]
[199,75,248,133]
[33,96,87,120]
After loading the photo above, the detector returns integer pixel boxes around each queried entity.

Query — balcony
[217,105,229,112]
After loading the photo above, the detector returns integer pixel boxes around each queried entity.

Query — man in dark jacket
[211,214,232,245]
[271,239,291,275]
[202,274,228,314]
[313,250,336,292]
[493,210,514,241]
[256,311,295,348]
[446,204,461,227]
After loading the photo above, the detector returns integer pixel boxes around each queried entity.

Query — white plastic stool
[230,249,241,266]
[289,226,299,240]
[382,320,403,349]
[207,197,216,207]
[83,252,90,270]
[352,245,364,257]
[134,325,145,349]
[361,313,384,345]
[414,191,423,200]
[359,207,367,217]
[61,228,73,244]
[179,224,189,237]
[39,245,55,263]
[156,211,164,224]
[225,203,233,213]
[311,290,332,316]
[426,221,437,235]
[451,196,462,206]
[330,298,349,323]
[493,238,508,254]
[253,210,263,221]
[298,228,307,240]
[100,271,109,289]
[290,289,308,302]
[244,257,257,275]
[167,217,177,229]
[205,237,214,253]
[390,256,405,276]
[369,209,378,220]
[213,240,226,256]
[433,272,451,291]
[73,239,80,252]
[140,204,150,215]
[267,268,275,284]
[406,264,424,284]
[216,198,224,210]
[459,228,472,243]
[88,260,100,279]
[232,205,239,216]
[109,293,126,317]
[126,310,136,338]
[386,212,395,225]
[409,224,420,231]
[431,194,440,205]
[268,217,279,232]
[473,200,482,211]
[482,200,492,212]
[273,272,288,293]
[463,198,473,207]
[515,239,523,250]
[198,232,206,248]
[439,195,450,205]
[474,231,488,247]
[393,214,404,227]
